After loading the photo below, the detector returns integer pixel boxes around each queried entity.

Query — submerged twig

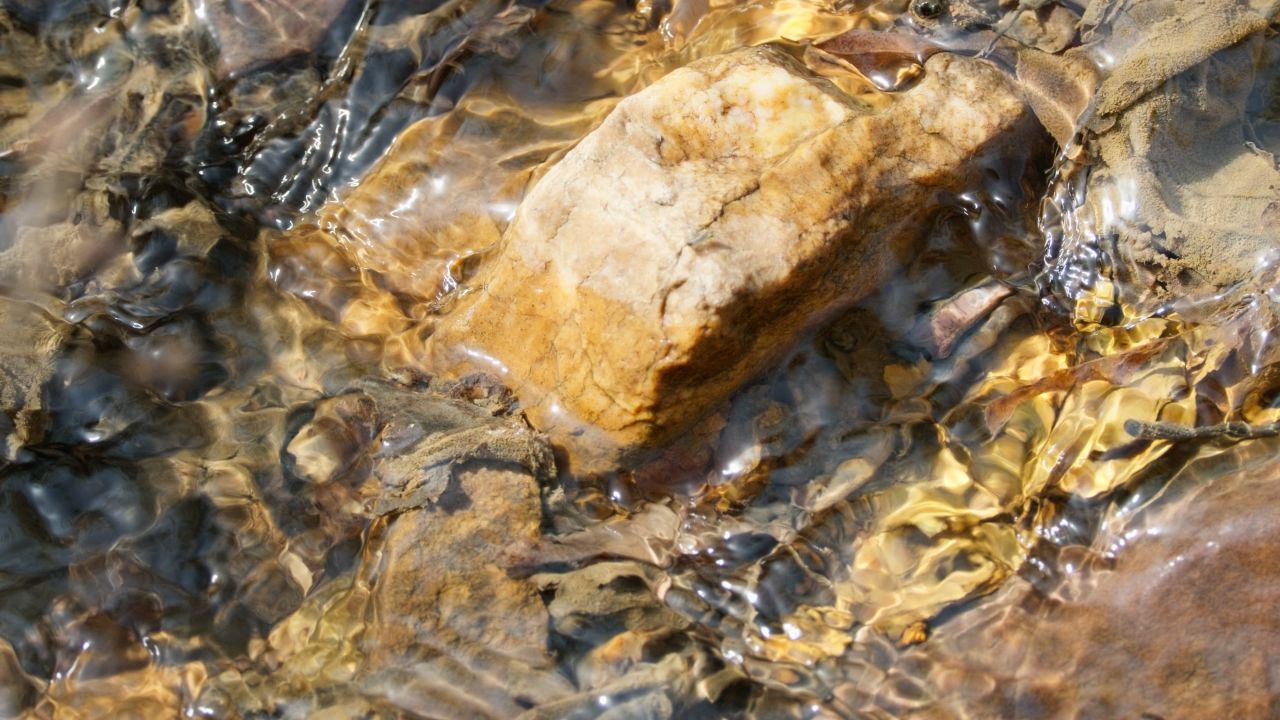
[1124,419,1280,442]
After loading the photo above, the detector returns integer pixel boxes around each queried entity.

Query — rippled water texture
[0,0,1278,718]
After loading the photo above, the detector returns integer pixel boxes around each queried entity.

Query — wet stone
[208,378,572,717]
[355,380,560,670]
[534,561,689,643]
[0,300,67,462]
[1047,0,1280,317]
[366,462,552,669]
[867,441,1280,718]
[200,0,354,77]
[429,45,1042,471]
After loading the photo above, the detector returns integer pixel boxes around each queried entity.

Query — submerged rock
[428,45,1042,471]
[202,378,572,717]
[355,461,571,718]
[200,0,352,77]
[357,381,559,676]
[862,440,1280,718]
[0,301,66,462]
[1046,0,1280,318]
[367,462,552,669]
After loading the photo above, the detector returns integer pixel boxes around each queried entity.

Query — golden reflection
[796,283,1280,643]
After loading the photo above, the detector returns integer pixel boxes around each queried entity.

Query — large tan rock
[428,46,1039,470]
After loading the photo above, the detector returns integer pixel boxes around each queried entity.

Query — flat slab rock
[429,46,1038,470]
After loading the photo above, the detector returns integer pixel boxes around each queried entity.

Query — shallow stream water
[0,0,1278,718]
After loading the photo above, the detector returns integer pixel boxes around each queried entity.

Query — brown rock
[355,463,573,715]
[365,461,551,669]
[203,0,352,77]
[1013,48,1100,147]
[861,441,1280,718]
[428,46,1039,470]
[217,381,571,717]
[0,299,67,462]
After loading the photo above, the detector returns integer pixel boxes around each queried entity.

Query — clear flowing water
[0,0,1278,718]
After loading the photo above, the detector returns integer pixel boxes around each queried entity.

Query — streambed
[0,0,1277,718]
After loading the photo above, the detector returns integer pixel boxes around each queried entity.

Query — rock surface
[366,462,552,669]
[201,379,572,718]
[356,381,560,674]
[861,440,1280,718]
[201,0,352,77]
[428,46,1040,470]
[1047,0,1280,316]
[0,300,65,463]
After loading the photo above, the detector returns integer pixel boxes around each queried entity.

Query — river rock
[852,441,1280,718]
[1046,0,1280,317]
[202,0,352,77]
[0,300,67,463]
[204,379,571,718]
[366,462,552,669]
[350,405,571,715]
[427,45,1039,470]
[312,380,558,673]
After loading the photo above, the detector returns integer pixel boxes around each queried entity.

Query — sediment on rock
[1046,0,1280,317]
